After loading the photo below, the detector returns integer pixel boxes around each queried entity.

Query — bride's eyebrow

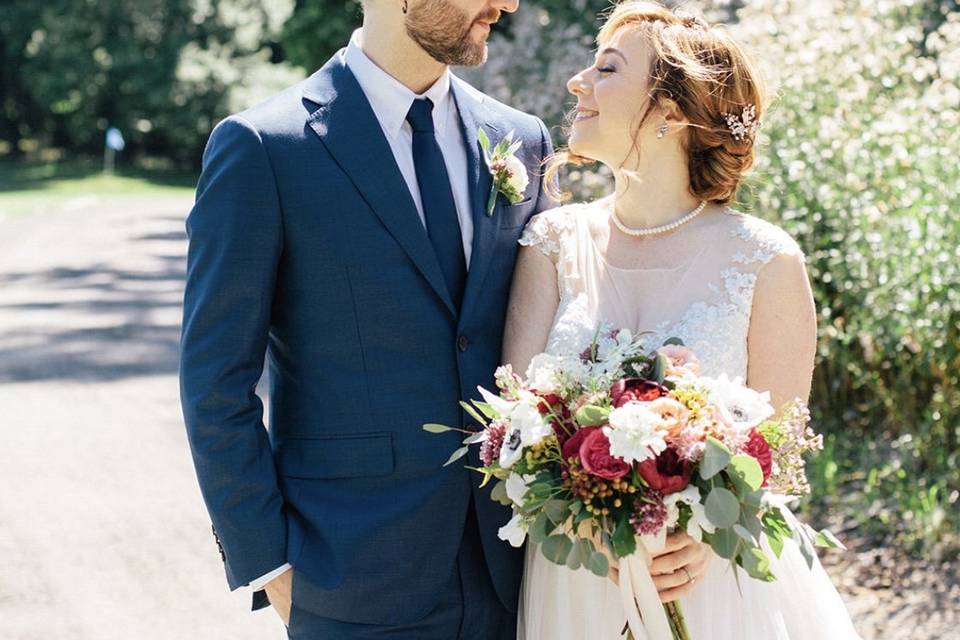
[595,47,629,64]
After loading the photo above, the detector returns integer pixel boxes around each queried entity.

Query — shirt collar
[344,29,454,138]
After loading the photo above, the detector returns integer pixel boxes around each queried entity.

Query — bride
[501,2,861,638]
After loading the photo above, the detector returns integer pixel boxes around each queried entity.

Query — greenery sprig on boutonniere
[478,128,529,216]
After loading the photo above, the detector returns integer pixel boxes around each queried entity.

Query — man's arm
[180,115,288,591]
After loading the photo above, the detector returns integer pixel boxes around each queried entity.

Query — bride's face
[566,28,660,167]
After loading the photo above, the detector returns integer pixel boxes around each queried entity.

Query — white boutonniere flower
[478,128,529,216]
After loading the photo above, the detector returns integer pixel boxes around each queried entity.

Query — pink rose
[610,378,668,408]
[580,429,631,480]
[638,447,692,494]
[645,397,691,439]
[657,344,702,376]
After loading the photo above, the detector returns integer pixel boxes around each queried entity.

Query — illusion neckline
[579,204,710,273]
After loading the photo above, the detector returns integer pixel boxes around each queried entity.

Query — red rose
[610,378,668,407]
[638,447,692,494]
[561,426,598,462]
[580,429,631,480]
[535,392,562,414]
[742,429,773,485]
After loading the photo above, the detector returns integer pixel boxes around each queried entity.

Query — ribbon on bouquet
[618,533,673,640]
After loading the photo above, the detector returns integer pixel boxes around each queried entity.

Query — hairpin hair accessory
[722,104,761,142]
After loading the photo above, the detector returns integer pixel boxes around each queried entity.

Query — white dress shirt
[248,30,474,593]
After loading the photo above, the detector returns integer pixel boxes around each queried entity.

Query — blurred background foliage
[0,0,957,557]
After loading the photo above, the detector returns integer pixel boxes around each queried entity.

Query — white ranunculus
[704,373,775,430]
[504,154,529,196]
[525,353,563,394]
[665,486,716,542]
[498,512,528,547]
[605,403,668,464]
[505,472,536,506]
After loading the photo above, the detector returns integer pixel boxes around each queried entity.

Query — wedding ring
[682,567,694,585]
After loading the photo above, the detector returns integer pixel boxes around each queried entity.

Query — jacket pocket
[276,432,394,480]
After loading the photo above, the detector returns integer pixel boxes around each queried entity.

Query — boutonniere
[478,128,529,216]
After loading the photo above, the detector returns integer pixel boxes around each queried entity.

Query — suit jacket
[179,49,555,625]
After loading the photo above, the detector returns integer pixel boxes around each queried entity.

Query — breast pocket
[499,198,535,229]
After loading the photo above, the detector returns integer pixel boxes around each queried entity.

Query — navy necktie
[406,98,467,309]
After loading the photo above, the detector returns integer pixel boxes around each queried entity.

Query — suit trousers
[286,501,516,640]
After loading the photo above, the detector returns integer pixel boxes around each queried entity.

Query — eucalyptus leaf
[423,423,454,434]
[478,127,491,152]
[650,353,669,383]
[587,551,610,578]
[544,499,568,525]
[815,529,846,549]
[766,528,785,558]
[529,512,551,545]
[473,401,498,420]
[612,515,637,558]
[700,437,732,480]
[728,455,764,492]
[741,547,776,582]
[463,430,487,445]
[458,400,488,427]
[709,527,740,560]
[662,336,685,347]
[705,487,740,528]
[541,534,574,564]
[443,446,469,467]
[733,524,756,545]
[490,480,511,506]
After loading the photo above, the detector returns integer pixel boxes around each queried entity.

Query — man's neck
[358,24,447,95]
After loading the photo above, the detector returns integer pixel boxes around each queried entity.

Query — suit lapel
[303,55,457,318]
[451,78,501,323]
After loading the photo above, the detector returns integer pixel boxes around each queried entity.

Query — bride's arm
[501,245,561,375]
[746,251,818,407]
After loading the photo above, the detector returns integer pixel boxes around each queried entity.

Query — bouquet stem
[665,602,691,640]
[622,603,691,640]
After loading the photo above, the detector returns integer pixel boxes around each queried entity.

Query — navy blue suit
[180,49,555,636]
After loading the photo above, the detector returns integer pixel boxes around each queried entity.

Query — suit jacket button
[457,335,469,352]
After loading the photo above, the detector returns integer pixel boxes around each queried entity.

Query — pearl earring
[656,124,668,139]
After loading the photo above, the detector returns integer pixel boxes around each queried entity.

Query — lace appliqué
[518,209,576,264]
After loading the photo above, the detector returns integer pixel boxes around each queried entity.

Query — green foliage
[280,0,364,71]
[0,0,304,165]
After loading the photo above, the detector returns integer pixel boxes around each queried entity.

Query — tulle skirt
[518,520,861,640]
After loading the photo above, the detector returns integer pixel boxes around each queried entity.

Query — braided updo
[550,1,767,205]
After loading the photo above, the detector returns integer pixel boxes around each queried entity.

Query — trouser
[286,502,516,640]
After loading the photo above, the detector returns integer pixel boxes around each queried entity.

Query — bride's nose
[567,69,592,97]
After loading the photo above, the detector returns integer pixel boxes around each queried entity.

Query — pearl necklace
[611,200,708,237]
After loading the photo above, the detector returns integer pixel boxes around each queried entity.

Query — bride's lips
[574,108,599,123]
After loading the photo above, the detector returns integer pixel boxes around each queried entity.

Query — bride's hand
[649,532,709,603]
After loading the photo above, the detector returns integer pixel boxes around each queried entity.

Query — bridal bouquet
[425,329,842,640]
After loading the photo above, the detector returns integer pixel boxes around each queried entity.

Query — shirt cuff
[248,563,292,592]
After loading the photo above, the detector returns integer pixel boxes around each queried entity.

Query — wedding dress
[515,199,861,640]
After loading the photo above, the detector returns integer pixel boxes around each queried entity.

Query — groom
[179,0,555,637]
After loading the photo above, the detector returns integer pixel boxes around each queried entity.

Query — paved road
[0,195,283,639]
[0,194,954,639]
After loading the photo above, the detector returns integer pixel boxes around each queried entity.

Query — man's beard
[406,0,498,67]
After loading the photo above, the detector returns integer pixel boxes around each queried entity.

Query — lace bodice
[518,200,804,380]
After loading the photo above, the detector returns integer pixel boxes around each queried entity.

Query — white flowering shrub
[469,0,960,551]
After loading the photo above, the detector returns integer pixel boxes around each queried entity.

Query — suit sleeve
[533,116,559,214]
[179,115,288,591]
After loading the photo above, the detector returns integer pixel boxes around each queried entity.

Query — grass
[0,159,197,216]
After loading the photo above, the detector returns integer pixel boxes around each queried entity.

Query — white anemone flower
[498,511,528,547]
